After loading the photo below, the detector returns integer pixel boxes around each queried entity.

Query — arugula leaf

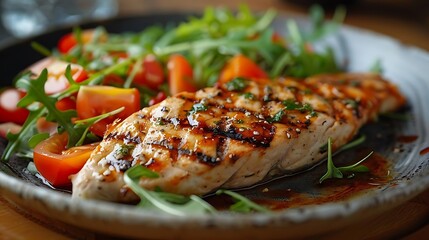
[124,165,216,216]
[216,189,271,213]
[307,5,346,42]
[319,137,371,183]
[15,69,82,148]
[31,42,51,57]
[1,108,45,161]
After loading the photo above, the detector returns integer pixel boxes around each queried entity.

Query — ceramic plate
[0,13,429,239]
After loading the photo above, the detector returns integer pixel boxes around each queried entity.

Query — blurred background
[0,0,427,50]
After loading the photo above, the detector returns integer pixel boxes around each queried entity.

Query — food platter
[0,13,429,239]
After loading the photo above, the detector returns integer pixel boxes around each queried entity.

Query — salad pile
[0,5,361,214]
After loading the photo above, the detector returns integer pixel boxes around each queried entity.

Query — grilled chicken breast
[72,73,405,202]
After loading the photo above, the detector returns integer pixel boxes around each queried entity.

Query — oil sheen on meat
[72,73,405,202]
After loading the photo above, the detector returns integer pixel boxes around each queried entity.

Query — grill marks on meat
[72,73,405,202]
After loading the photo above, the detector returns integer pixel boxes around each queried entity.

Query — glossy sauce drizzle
[205,152,391,211]
[397,135,418,143]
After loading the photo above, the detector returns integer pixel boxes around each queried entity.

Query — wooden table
[1,0,429,239]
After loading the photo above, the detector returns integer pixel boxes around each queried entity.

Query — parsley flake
[225,77,248,91]
[188,102,208,115]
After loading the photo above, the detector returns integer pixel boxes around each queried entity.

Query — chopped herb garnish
[115,144,135,157]
[235,119,244,124]
[344,99,359,109]
[268,100,317,123]
[225,77,248,91]
[155,118,167,126]
[188,102,208,115]
[242,92,255,100]
[267,109,285,123]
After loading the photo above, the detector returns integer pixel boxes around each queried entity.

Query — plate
[1,13,429,239]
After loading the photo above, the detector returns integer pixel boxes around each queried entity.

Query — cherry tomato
[55,96,76,111]
[167,54,197,95]
[58,29,108,54]
[218,55,268,84]
[148,91,167,106]
[130,55,165,90]
[102,74,125,87]
[28,57,88,94]
[33,133,98,186]
[76,86,140,136]
[0,88,29,125]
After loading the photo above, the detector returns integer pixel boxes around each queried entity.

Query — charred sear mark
[211,119,275,147]
[145,136,182,150]
[107,159,132,172]
[105,131,141,144]
[144,140,221,166]
[215,137,227,162]
[176,148,220,166]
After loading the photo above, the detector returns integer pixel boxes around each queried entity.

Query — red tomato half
[167,54,197,95]
[0,88,29,125]
[33,133,98,186]
[218,55,268,84]
[28,57,88,94]
[130,55,165,90]
[76,86,140,136]
[55,96,76,111]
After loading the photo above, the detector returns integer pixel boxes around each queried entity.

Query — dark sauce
[205,152,391,210]
[397,135,418,143]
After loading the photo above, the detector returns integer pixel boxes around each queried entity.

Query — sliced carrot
[218,55,268,85]
[167,54,197,95]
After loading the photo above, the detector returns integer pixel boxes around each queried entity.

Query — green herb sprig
[124,165,216,216]
[216,189,271,213]
[319,136,372,183]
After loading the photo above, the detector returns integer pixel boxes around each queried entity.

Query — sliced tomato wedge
[0,88,29,125]
[55,96,76,111]
[130,55,165,90]
[218,55,268,84]
[33,133,98,186]
[28,57,88,94]
[76,85,140,136]
[167,54,197,95]
[58,29,108,54]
